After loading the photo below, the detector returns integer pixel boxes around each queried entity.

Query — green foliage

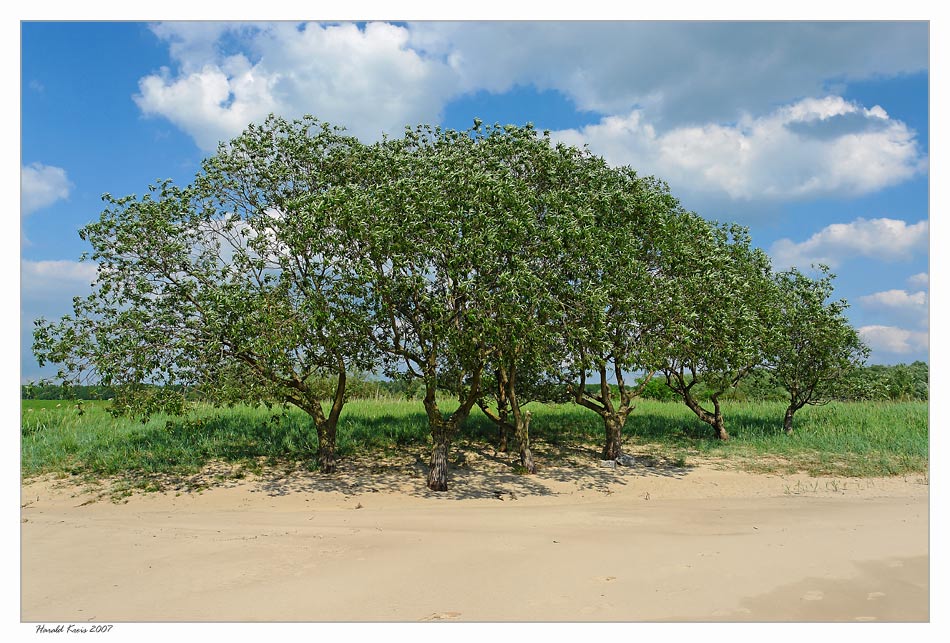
[22,383,117,401]
[765,266,869,425]
[34,116,376,409]
[719,369,788,402]
[657,214,778,437]
[29,111,927,482]
[838,362,929,401]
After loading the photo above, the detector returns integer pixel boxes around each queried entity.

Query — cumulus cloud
[407,21,927,127]
[21,259,98,303]
[907,272,929,287]
[135,22,459,150]
[858,325,929,355]
[21,163,72,215]
[859,288,929,331]
[769,217,928,270]
[551,97,926,202]
[136,21,929,169]
[859,289,927,309]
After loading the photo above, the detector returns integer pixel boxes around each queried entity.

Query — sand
[20,458,929,623]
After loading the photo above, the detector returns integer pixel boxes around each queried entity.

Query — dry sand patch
[21,462,928,622]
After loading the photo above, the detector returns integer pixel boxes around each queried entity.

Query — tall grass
[21,397,928,482]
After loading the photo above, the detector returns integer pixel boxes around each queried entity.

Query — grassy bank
[21,397,928,486]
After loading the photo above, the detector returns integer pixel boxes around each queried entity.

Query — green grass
[21,397,928,487]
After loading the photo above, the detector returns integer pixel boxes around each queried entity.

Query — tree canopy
[766,265,870,434]
[34,114,871,490]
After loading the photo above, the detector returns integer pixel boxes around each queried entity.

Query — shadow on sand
[71,405,707,502]
[246,435,695,501]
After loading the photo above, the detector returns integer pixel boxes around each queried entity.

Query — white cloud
[907,272,929,287]
[148,21,237,71]
[407,21,927,127]
[21,260,99,382]
[551,97,926,202]
[770,218,928,270]
[135,21,929,172]
[859,289,927,309]
[21,163,72,215]
[135,22,459,150]
[21,259,98,303]
[859,289,929,330]
[858,325,929,355]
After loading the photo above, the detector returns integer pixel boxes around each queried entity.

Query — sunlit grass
[21,396,928,483]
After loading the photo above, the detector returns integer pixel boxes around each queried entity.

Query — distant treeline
[632,361,929,402]
[23,361,928,403]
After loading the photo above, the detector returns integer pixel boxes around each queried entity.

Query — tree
[471,124,591,472]
[344,123,501,491]
[659,213,776,440]
[766,266,869,434]
[556,158,677,460]
[33,116,377,473]
[476,366,570,460]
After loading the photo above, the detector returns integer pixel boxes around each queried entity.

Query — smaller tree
[659,215,776,441]
[472,123,588,472]
[766,266,869,434]
[476,363,571,469]
[555,160,675,461]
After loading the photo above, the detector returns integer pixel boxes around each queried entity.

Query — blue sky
[19,20,931,382]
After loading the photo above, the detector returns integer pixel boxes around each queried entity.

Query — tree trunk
[601,413,624,460]
[497,372,510,452]
[711,394,729,441]
[315,366,347,474]
[305,406,339,474]
[678,385,730,441]
[422,366,482,492]
[495,401,512,453]
[426,419,451,491]
[783,406,796,436]
[475,397,512,452]
[317,421,337,474]
[504,363,536,474]
[515,410,536,473]
[712,413,730,441]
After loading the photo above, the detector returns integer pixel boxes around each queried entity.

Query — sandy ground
[20,457,929,623]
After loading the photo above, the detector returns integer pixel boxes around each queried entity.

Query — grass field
[21,397,928,488]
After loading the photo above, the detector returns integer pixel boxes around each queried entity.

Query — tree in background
[766,266,869,434]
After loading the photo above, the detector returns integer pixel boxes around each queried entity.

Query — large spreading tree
[34,111,877,489]
[33,116,378,473]
[341,123,503,491]
[471,124,593,473]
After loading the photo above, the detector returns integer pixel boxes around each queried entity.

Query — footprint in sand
[802,590,824,601]
[867,592,886,601]
[422,611,462,621]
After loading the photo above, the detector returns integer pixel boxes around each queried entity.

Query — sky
[18,19,932,382]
